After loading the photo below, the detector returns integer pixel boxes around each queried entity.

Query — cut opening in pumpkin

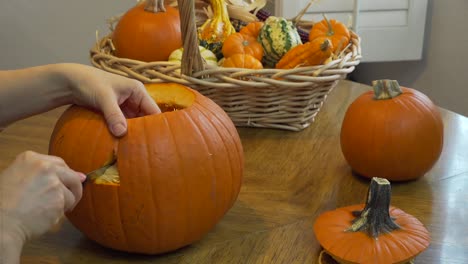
[92,163,120,185]
[146,83,196,112]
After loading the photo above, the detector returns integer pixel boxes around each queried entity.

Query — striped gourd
[258,16,302,67]
[168,46,218,68]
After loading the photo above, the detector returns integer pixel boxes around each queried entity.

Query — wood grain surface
[1,80,466,264]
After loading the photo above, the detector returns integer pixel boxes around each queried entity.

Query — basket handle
[176,0,205,76]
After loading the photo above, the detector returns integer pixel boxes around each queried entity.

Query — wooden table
[1,80,467,264]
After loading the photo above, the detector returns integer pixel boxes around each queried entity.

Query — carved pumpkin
[314,177,430,264]
[340,80,444,181]
[112,0,182,62]
[49,83,244,254]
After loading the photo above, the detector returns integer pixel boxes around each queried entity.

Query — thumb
[100,98,127,137]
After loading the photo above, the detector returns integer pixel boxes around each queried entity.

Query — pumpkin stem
[323,14,335,36]
[144,0,166,13]
[320,39,331,51]
[372,79,403,100]
[346,177,400,238]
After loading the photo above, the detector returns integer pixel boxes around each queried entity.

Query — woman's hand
[0,151,85,244]
[0,63,161,137]
[62,64,161,136]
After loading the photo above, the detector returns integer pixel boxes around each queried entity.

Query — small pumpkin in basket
[222,53,263,69]
[49,83,244,254]
[309,16,350,53]
[239,21,264,38]
[314,177,430,264]
[340,80,444,181]
[112,0,182,62]
[222,32,264,61]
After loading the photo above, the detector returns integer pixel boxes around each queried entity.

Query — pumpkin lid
[313,177,430,264]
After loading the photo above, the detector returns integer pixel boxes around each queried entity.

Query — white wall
[0,0,136,69]
[351,0,468,117]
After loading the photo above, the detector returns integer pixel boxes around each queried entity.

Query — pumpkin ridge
[194,103,239,207]
[162,113,190,246]
[142,117,158,250]
[180,108,220,219]
[188,105,235,218]
[113,186,130,250]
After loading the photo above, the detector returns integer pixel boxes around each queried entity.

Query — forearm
[0,232,23,264]
[0,64,74,128]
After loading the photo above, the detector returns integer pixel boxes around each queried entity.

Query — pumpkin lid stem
[322,14,335,36]
[372,79,403,100]
[346,177,401,238]
[144,0,166,13]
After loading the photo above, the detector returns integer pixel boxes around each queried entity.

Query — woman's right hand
[0,150,85,244]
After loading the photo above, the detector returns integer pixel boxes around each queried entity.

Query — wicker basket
[90,0,361,131]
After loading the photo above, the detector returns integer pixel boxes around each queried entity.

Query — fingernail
[112,123,126,136]
[77,172,87,182]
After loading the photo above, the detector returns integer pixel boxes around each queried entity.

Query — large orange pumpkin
[112,0,182,62]
[340,80,444,181]
[49,83,244,254]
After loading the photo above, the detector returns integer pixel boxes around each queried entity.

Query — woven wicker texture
[90,0,362,131]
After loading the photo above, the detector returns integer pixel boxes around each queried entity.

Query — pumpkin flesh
[49,83,244,254]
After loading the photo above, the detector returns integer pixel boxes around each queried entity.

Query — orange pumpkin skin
[222,32,264,61]
[314,204,430,264]
[49,83,244,254]
[309,18,350,53]
[112,3,182,62]
[222,53,263,69]
[239,21,264,38]
[340,84,443,181]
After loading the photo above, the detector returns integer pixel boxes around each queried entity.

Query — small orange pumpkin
[239,21,264,38]
[222,53,263,69]
[314,177,430,264]
[112,0,182,62]
[309,16,350,53]
[340,80,444,181]
[49,83,244,254]
[222,32,264,61]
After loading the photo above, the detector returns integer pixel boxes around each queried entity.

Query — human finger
[98,96,128,137]
[57,167,83,205]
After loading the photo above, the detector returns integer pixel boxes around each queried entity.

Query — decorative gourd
[222,53,263,69]
[275,37,332,69]
[198,0,236,58]
[340,80,444,181]
[314,177,430,264]
[239,21,264,38]
[112,0,182,62]
[222,32,264,61]
[49,83,244,254]
[258,16,302,67]
[309,16,350,53]
[169,46,218,68]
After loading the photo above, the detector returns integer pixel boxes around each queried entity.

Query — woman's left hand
[64,64,161,136]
